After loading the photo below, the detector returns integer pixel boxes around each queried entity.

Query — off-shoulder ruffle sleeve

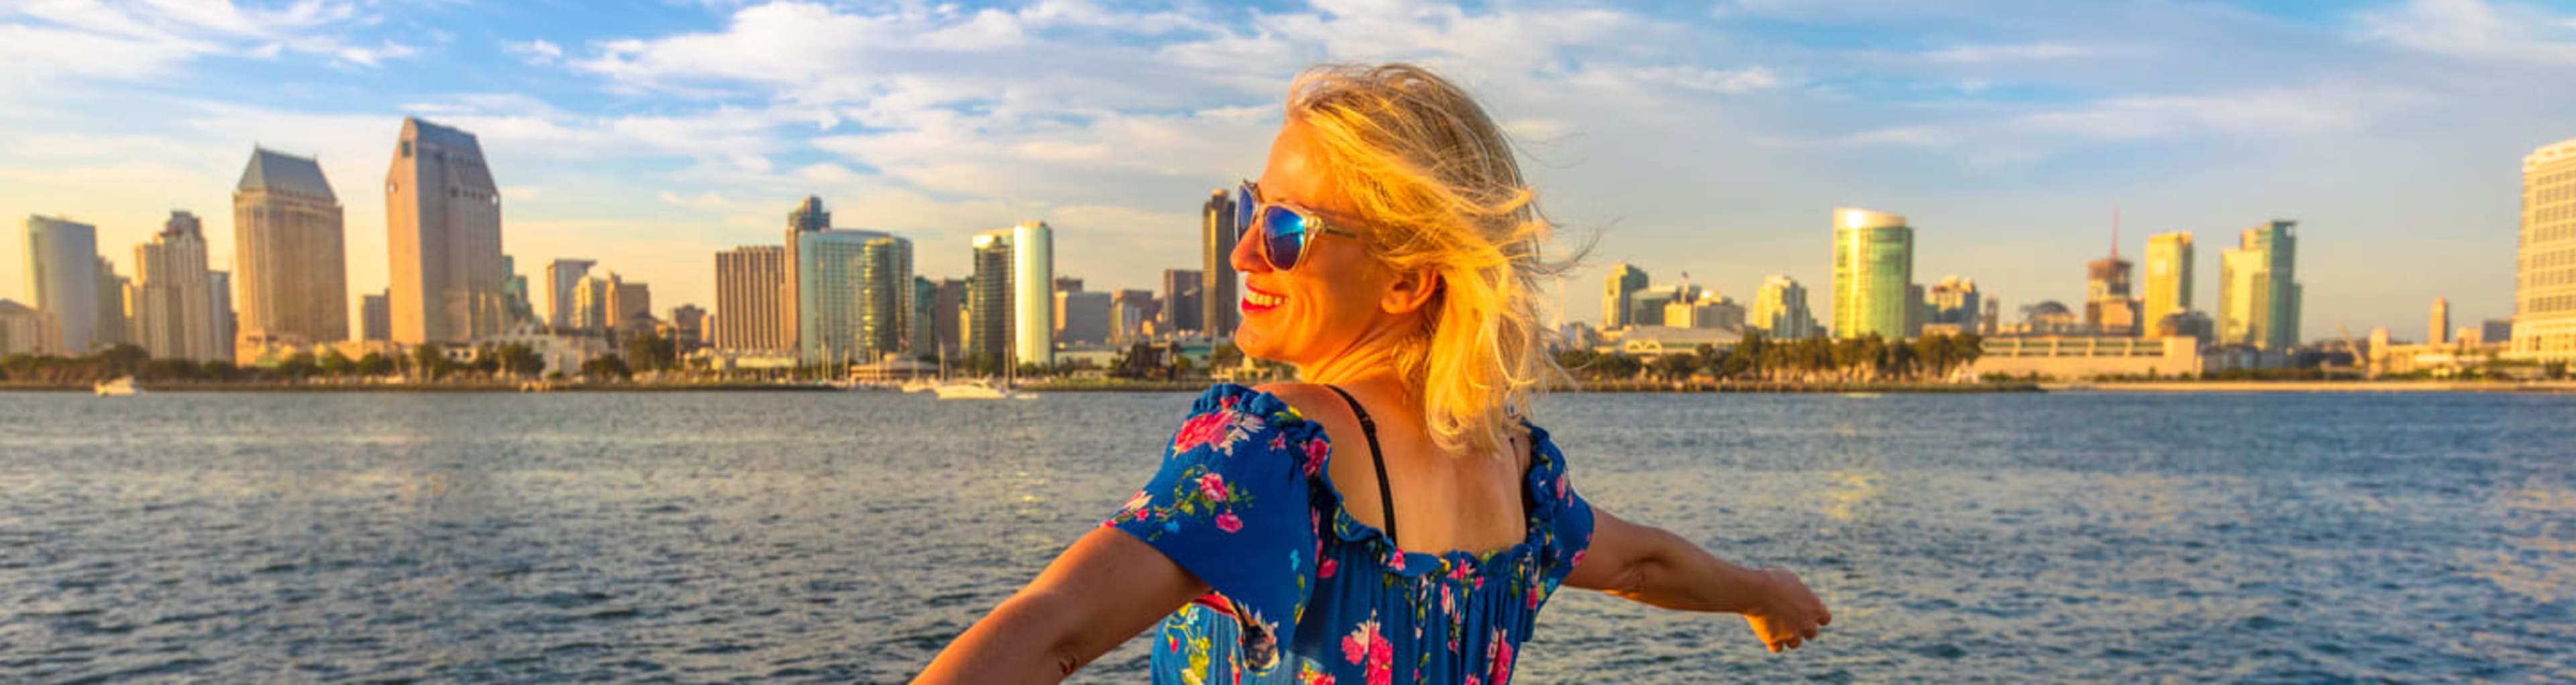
[1102,384,1325,669]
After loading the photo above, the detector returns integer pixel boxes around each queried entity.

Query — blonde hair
[1285,62,1576,458]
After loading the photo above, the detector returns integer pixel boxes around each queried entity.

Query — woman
[916,63,1829,684]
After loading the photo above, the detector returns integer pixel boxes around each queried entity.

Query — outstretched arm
[914,527,1206,684]
[1564,507,1831,652]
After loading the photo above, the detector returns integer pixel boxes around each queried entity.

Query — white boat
[94,377,141,396]
[930,379,1037,401]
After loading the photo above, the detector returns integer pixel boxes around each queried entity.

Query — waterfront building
[1750,275,1817,339]
[2485,319,2515,346]
[909,277,937,360]
[233,148,350,351]
[857,234,914,363]
[713,246,786,352]
[2010,301,2088,335]
[1057,291,1113,346]
[1162,269,1204,335]
[2153,311,2215,342]
[1627,284,1697,328]
[1832,207,1915,339]
[1203,189,1238,339]
[361,291,390,341]
[2430,298,2451,346]
[610,278,651,331]
[0,299,40,355]
[790,229,901,363]
[131,211,225,362]
[1603,264,1648,330]
[545,258,595,329]
[1927,276,1981,330]
[1605,325,1742,360]
[1664,293,1745,331]
[2143,231,2194,336]
[385,117,504,344]
[207,271,234,361]
[572,272,613,330]
[1972,335,2204,380]
[670,304,706,348]
[2086,242,2139,335]
[1112,289,1158,343]
[23,215,99,354]
[501,255,533,329]
[2218,220,2302,351]
[781,195,829,350]
[930,278,964,361]
[2512,136,2576,362]
[94,257,130,348]
[1013,221,1055,366]
[969,230,1016,366]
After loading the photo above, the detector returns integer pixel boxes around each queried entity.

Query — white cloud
[507,38,563,64]
[2358,0,2576,64]
[1923,42,2099,63]
[2019,82,2433,140]
[0,0,415,85]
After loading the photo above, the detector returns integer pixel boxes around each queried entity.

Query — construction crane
[2337,321,2375,378]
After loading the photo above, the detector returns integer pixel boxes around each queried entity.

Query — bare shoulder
[1250,382,1343,419]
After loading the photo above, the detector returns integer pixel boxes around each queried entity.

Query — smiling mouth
[1241,284,1286,312]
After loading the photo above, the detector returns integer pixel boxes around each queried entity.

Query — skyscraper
[1203,189,1238,339]
[671,304,707,348]
[2430,298,2451,346]
[1162,269,1203,335]
[23,215,99,354]
[930,278,964,362]
[782,195,829,351]
[132,211,224,362]
[1,299,42,356]
[1013,221,1055,367]
[572,272,614,330]
[545,258,595,329]
[501,254,533,329]
[910,276,938,360]
[385,117,504,344]
[2512,136,2576,362]
[610,278,651,331]
[2218,220,2301,351]
[1927,276,1981,330]
[95,257,129,348]
[362,291,390,341]
[234,148,349,349]
[970,229,1016,367]
[1831,207,1914,339]
[207,270,234,362]
[713,246,786,351]
[2142,231,2194,337]
[1751,275,1817,339]
[1603,264,1648,329]
[2085,244,2139,335]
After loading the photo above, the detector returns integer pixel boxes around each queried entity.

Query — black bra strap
[1324,385,1397,548]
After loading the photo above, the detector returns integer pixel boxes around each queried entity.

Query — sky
[5,0,2575,343]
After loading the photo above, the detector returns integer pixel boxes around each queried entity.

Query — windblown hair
[1285,62,1577,458]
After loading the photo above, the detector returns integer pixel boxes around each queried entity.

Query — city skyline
[4,1,2575,343]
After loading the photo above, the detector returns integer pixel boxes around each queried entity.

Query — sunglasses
[1236,180,1360,271]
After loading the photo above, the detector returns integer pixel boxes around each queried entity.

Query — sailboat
[94,376,142,397]
[933,354,1038,401]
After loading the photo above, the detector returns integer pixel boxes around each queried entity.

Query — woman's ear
[1382,266,1442,315]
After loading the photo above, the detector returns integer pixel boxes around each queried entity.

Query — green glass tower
[1831,207,1915,339]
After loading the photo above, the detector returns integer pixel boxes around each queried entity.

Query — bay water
[3,390,2572,682]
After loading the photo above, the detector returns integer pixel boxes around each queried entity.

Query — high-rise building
[207,270,234,362]
[131,211,225,362]
[2218,220,2302,351]
[2512,137,2576,362]
[910,276,938,360]
[23,215,99,354]
[2485,319,2516,347]
[233,148,350,350]
[1203,189,1238,339]
[1831,207,1915,339]
[0,299,41,356]
[610,278,651,330]
[1927,276,1980,330]
[713,246,786,351]
[361,291,391,341]
[545,258,596,329]
[855,233,914,363]
[970,230,1016,366]
[1750,275,1817,339]
[386,117,504,344]
[1162,269,1204,335]
[1013,221,1055,366]
[2142,231,2194,337]
[1664,293,1745,331]
[782,195,830,351]
[930,278,964,361]
[1055,291,1113,346]
[572,272,615,330]
[1603,264,1648,329]
[94,256,130,348]
[2085,240,2139,335]
[501,255,533,329]
[1628,284,1695,328]
[792,229,910,364]
[669,305,706,348]
[2430,298,2451,346]
[1112,288,1158,343]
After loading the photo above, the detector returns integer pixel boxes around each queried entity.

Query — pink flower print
[1387,550,1406,572]
[1216,511,1244,533]
[1465,677,1482,685]
[1304,438,1330,475]
[1489,637,1514,684]
[1197,473,1231,502]
[1318,558,1337,578]
[1341,619,1394,685]
[1448,560,1476,581]
[1555,474,1568,503]
[1526,584,1542,609]
[1440,584,1454,614]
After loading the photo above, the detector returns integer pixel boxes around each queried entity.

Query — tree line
[0,331,687,385]
[1554,331,1988,382]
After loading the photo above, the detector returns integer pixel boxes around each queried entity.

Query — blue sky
[5,0,2575,341]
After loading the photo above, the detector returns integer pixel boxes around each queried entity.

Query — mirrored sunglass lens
[1263,206,1307,269]
[1236,186,1257,235]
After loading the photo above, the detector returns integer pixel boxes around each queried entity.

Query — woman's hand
[1742,568,1829,652]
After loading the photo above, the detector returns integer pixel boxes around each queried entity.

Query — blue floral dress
[1103,384,1596,685]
